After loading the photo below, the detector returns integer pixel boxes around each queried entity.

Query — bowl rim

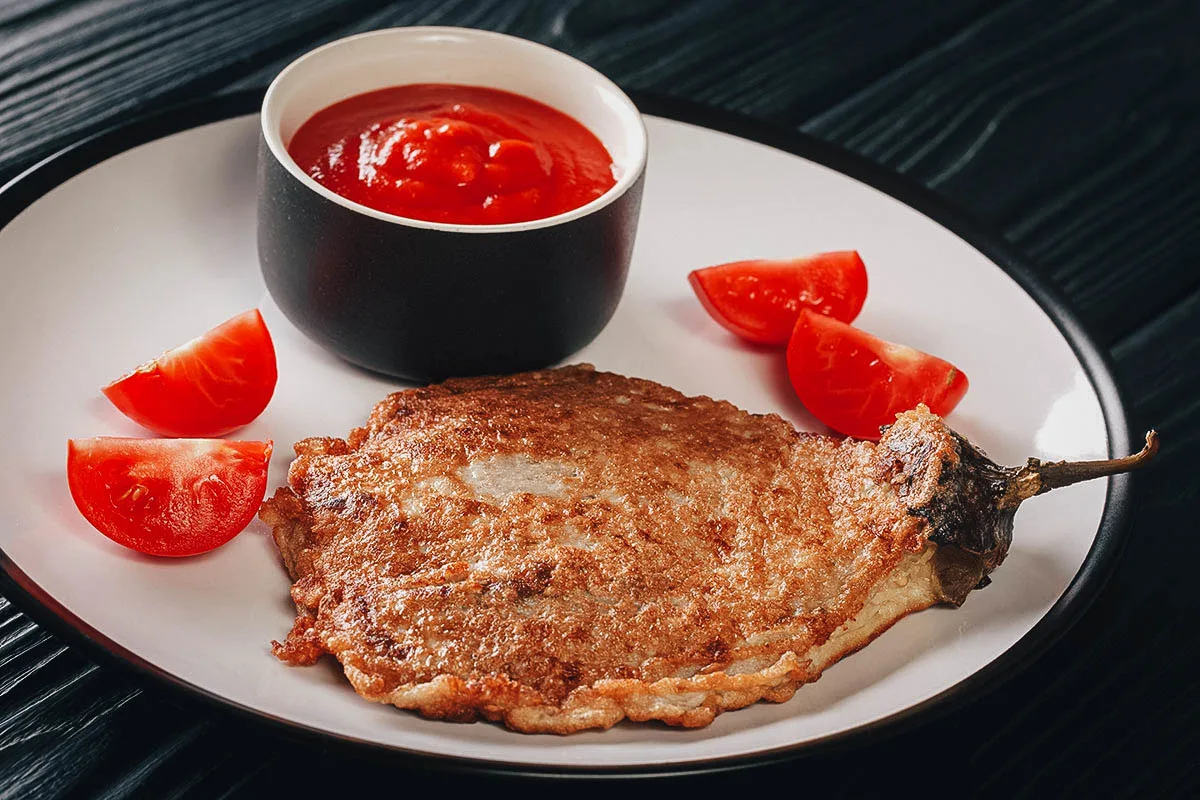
[260,26,648,235]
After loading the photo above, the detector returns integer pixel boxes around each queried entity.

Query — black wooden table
[1,1,1196,796]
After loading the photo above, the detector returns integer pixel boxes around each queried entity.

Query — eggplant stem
[1000,430,1160,508]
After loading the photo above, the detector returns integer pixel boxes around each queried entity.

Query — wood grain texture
[0,0,1196,797]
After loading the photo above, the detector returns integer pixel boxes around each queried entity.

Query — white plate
[0,93,1134,774]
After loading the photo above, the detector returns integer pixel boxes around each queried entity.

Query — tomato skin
[66,438,272,557]
[102,309,277,438]
[786,310,969,440]
[688,251,868,345]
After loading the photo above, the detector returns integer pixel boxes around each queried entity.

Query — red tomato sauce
[286,84,618,225]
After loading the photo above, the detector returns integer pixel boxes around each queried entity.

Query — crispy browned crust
[259,365,960,733]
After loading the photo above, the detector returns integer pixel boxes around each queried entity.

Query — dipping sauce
[287,84,618,225]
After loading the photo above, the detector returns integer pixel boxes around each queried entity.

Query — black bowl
[257,27,648,381]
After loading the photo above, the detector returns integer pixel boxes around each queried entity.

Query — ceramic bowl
[257,27,647,380]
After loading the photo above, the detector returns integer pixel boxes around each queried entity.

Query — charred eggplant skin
[907,431,1017,605]
[874,415,1010,605]
[876,408,1159,606]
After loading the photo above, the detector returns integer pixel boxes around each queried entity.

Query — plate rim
[0,88,1137,778]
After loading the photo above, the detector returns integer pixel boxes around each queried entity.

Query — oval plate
[0,91,1133,775]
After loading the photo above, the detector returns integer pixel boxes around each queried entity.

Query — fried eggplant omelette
[259,365,1155,733]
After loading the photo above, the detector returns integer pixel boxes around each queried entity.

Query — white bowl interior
[261,27,647,232]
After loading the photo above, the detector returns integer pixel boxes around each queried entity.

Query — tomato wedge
[103,309,277,438]
[688,250,868,345]
[786,310,969,440]
[67,438,272,557]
